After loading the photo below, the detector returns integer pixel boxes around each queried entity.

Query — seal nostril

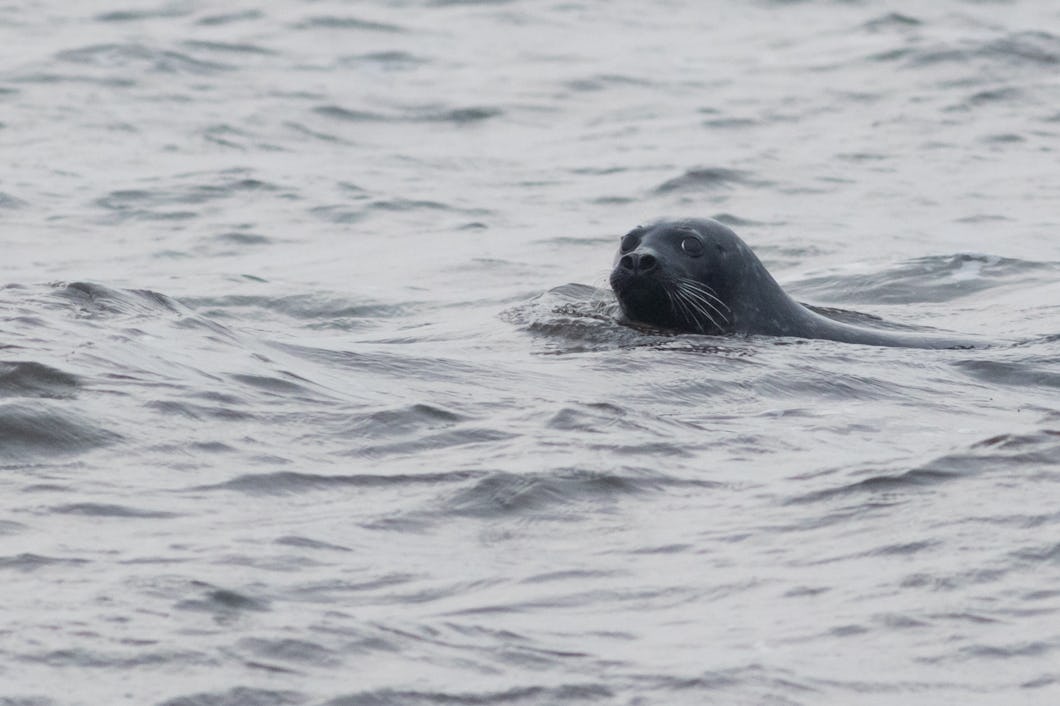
[619,252,658,274]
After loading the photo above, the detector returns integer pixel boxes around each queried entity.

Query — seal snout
[618,251,657,275]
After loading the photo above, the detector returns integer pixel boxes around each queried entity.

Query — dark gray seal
[609,219,979,349]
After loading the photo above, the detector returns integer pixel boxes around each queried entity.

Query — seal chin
[609,269,678,329]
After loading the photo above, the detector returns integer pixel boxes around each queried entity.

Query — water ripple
[653,167,768,194]
[0,361,80,399]
[196,470,482,495]
[55,43,230,75]
[313,104,503,124]
[0,403,119,460]
[195,10,263,26]
[293,16,405,33]
[442,469,653,519]
[159,688,304,706]
[791,254,1059,304]
[322,684,613,706]
[49,502,179,519]
[0,553,89,572]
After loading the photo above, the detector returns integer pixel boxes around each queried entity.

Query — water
[1,1,1059,704]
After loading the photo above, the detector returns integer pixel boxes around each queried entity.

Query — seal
[609,219,978,349]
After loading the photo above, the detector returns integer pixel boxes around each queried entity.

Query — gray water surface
[1,2,1059,705]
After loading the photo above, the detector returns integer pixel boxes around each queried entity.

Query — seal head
[610,219,780,336]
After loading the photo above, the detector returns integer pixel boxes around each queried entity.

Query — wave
[292,16,405,33]
[654,167,771,194]
[313,104,503,124]
[791,428,1060,505]
[789,254,1059,304]
[196,470,481,495]
[55,43,230,75]
[0,402,120,460]
[321,684,612,706]
[0,361,80,399]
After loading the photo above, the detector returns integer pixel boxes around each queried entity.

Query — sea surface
[1,1,1059,704]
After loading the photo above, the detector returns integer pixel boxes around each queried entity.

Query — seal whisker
[678,277,732,317]
[677,284,731,326]
[666,285,696,331]
[678,285,728,325]
[671,283,718,332]
[663,288,680,321]
[666,286,696,331]
[676,280,729,326]
[677,277,729,310]
[683,294,710,334]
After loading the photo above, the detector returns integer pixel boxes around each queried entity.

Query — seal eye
[681,237,704,256]
[620,233,640,253]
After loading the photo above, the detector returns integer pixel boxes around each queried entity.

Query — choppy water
[2,1,1059,704]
